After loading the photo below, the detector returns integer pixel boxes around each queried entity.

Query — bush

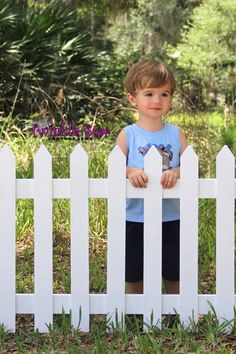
[0,0,96,119]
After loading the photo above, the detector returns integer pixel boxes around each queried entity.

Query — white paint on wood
[16,178,236,200]
[0,145,16,331]
[15,293,236,316]
[0,144,235,333]
[180,146,199,326]
[70,144,89,331]
[216,146,235,327]
[107,146,126,328]
[34,145,53,332]
[143,146,163,329]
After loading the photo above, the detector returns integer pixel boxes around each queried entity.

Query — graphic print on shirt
[138,143,173,170]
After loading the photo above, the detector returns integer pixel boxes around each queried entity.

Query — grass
[1,313,236,352]
[0,112,235,352]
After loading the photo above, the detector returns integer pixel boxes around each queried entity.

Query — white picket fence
[0,143,235,333]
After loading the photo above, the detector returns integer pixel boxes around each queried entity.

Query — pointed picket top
[216,145,235,164]
[70,143,89,332]
[107,144,126,329]
[71,143,88,159]
[216,144,234,327]
[0,143,11,153]
[34,144,51,161]
[0,142,16,332]
[70,143,88,170]
[108,144,126,161]
[180,145,198,163]
[0,144,15,161]
[144,145,162,163]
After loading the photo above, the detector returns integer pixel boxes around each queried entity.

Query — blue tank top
[125,122,181,222]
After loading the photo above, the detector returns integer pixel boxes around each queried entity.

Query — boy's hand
[160,168,179,189]
[127,167,148,188]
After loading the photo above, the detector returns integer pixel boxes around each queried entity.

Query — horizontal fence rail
[0,144,235,333]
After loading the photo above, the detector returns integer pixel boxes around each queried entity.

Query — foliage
[74,51,134,127]
[0,114,236,352]
[76,0,138,48]
[168,0,236,110]
[0,0,137,125]
[108,0,201,63]
[1,313,236,352]
[0,0,96,119]
[0,114,236,354]
[219,123,236,155]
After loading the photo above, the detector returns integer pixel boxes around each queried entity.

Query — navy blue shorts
[125,220,180,282]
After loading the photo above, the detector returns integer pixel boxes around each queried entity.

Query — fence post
[180,146,199,326]
[216,146,235,327]
[70,144,89,332]
[0,145,16,332]
[34,145,53,332]
[143,146,163,329]
[107,145,126,328]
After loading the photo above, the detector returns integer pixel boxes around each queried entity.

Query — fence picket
[0,145,16,331]
[70,144,89,331]
[0,144,235,333]
[180,146,199,326]
[34,146,53,332]
[107,146,126,328]
[143,146,163,329]
[216,146,235,326]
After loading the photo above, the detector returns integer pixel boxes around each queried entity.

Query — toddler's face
[128,83,172,120]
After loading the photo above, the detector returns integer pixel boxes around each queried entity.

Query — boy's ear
[127,93,137,107]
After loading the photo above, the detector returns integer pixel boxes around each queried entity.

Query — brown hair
[124,59,176,95]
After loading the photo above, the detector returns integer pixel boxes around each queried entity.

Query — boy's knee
[125,281,143,294]
[163,279,179,294]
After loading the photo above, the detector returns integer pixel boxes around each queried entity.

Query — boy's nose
[153,95,161,103]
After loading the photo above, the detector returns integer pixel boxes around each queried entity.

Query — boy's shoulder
[123,123,135,133]
[165,122,179,129]
[123,122,180,133]
[124,123,134,129]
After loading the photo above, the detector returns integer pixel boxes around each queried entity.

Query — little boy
[116,59,188,294]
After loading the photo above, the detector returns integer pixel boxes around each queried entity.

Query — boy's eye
[162,92,170,97]
[144,93,153,97]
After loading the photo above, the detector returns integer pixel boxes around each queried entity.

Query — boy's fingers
[160,173,168,185]
[131,176,142,188]
[162,174,177,189]
[128,170,148,188]
[134,176,143,188]
[137,175,147,188]
[140,173,148,187]
[131,174,148,188]
[160,174,165,185]
[143,173,148,182]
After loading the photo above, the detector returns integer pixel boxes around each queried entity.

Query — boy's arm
[115,129,128,157]
[179,128,188,156]
[116,129,148,188]
[160,129,188,189]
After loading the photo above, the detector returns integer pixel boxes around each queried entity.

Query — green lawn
[0,112,235,353]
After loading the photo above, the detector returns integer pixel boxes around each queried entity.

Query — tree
[0,0,96,118]
[108,0,201,64]
[169,0,236,110]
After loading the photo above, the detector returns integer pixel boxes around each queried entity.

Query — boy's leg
[126,281,143,294]
[125,221,144,293]
[163,279,179,294]
[162,220,180,294]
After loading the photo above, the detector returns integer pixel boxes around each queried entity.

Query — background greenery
[0,113,236,352]
[0,0,235,125]
[0,0,236,352]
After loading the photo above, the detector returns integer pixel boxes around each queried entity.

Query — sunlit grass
[0,112,235,352]
[3,113,232,295]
